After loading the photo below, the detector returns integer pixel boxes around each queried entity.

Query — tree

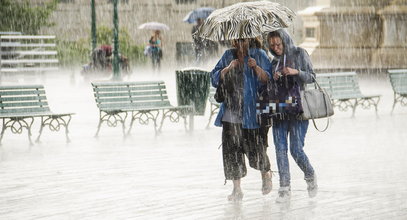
[0,0,57,34]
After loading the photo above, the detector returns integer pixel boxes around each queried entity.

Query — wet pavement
[0,68,406,219]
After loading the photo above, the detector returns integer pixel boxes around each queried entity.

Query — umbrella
[138,22,170,31]
[196,1,295,41]
[183,7,215,24]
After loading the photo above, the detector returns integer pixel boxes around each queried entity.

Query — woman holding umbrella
[138,22,169,71]
[149,30,163,70]
[211,37,273,201]
[196,0,296,202]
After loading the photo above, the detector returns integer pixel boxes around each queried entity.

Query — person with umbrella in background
[266,29,318,203]
[138,22,169,71]
[184,7,218,65]
[149,30,163,71]
[195,1,295,202]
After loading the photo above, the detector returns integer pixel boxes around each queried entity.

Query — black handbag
[214,78,225,103]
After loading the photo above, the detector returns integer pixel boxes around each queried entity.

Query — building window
[175,0,197,4]
[305,28,315,38]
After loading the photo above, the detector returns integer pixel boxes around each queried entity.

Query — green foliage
[56,39,90,67]
[56,26,146,67]
[0,0,58,34]
[95,26,146,65]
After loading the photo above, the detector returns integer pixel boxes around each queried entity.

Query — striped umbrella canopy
[196,1,295,41]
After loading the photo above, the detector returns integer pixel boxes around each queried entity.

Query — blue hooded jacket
[211,48,272,129]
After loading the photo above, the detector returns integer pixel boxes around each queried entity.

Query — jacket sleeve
[257,49,272,83]
[211,50,231,88]
[297,48,315,84]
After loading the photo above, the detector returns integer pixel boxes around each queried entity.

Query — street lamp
[112,0,121,80]
[91,0,96,51]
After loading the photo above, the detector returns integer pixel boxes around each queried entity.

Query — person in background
[149,30,162,70]
[211,37,273,202]
[192,18,218,65]
[266,29,318,203]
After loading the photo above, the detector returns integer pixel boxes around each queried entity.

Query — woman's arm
[211,50,233,87]
[248,50,272,84]
[296,48,315,83]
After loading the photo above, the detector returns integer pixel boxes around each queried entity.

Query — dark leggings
[222,122,271,180]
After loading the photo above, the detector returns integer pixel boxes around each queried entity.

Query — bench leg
[159,109,187,133]
[206,104,219,129]
[95,111,103,138]
[374,97,381,117]
[352,100,358,117]
[65,115,72,143]
[0,117,35,145]
[36,115,73,143]
[391,92,397,115]
[188,114,194,131]
[0,119,6,145]
[128,111,159,136]
[27,118,34,146]
[35,117,45,143]
[95,111,127,137]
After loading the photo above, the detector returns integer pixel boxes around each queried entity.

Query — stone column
[299,0,407,71]
[373,0,407,68]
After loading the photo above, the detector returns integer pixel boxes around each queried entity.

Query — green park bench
[92,81,194,137]
[388,69,407,113]
[313,72,381,116]
[0,35,58,81]
[206,87,220,128]
[0,85,73,145]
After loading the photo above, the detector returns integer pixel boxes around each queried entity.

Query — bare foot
[227,188,243,202]
[262,171,272,195]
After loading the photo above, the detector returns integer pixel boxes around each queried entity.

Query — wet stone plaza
[0,69,406,219]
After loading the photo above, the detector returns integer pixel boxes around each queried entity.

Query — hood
[268,29,297,59]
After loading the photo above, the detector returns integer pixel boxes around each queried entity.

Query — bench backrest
[0,85,51,114]
[388,69,407,94]
[314,72,363,98]
[92,81,172,110]
[0,35,59,73]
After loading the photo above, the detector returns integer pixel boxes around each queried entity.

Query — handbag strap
[304,74,331,132]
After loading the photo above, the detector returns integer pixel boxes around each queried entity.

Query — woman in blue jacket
[211,37,273,201]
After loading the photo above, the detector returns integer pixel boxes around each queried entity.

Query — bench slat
[0,89,45,96]
[98,101,171,110]
[1,67,59,72]
[92,81,165,87]
[0,51,57,56]
[0,95,47,102]
[0,101,49,108]
[0,35,55,39]
[95,91,168,99]
[93,84,166,92]
[0,43,56,47]
[1,59,59,64]
[96,95,167,103]
[0,107,50,114]
[0,85,44,90]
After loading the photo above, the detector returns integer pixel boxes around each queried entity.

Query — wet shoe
[275,187,291,203]
[262,172,273,195]
[227,189,244,202]
[306,176,318,198]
